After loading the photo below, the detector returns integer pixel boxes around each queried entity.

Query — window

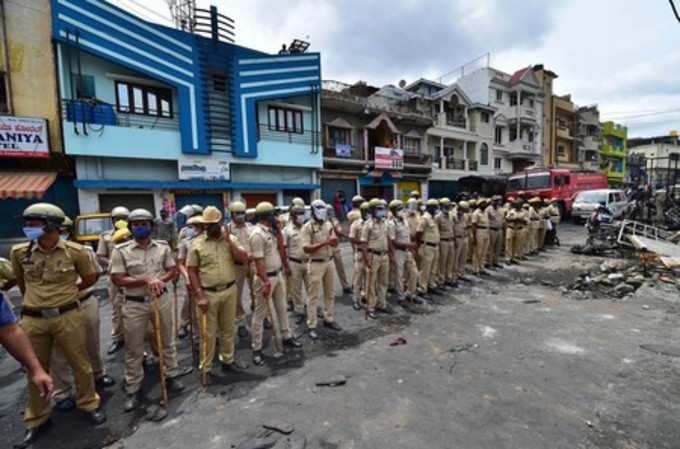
[494,157,502,170]
[509,127,517,141]
[115,81,173,118]
[557,145,566,156]
[529,98,534,108]
[268,105,303,133]
[495,89,503,103]
[509,92,518,106]
[403,136,421,154]
[480,143,489,165]
[0,73,8,113]
[72,74,96,99]
[528,130,534,142]
[495,126,503,145]
[481,112,490,123]
[328,126,351,146]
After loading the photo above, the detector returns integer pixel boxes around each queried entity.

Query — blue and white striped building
[52,0,322,214]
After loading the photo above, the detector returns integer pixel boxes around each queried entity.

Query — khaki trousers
[513,228,524,259]
[51,295,105,401]
[287,259,309,314]
[352,252,366,303]
[530,225,539,252]
[21,308,100,429]
[505,229,514,260]
[538,225,545,249]
[367,253,389,311]
[234,263,250,324]
[199,285,237,372]
[438,240,454,284]
[473,230,490,274]
[418,244,438,293]
[307,260,335,328]
[520,227,529,255]
[110,282,125,342]
[394,249,418,300]
[252,272,290,351]
[123,295,179,394]
[488,230,502,266]
[333,249,350,290]
[455,237,469,278]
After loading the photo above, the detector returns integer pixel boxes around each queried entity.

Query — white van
[572,189,629,223]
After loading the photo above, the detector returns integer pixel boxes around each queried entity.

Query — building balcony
[556,125,573,140]
[323,144,364,161]
[436,113,467,130]
[506,105,537,122]
[432,157,478,172]
[582,135,601,151]
[506,139,539,158]
[600,143,625,156]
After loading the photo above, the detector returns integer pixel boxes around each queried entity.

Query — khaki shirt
[11,240,95,308]
[505,209,522,229]
[300,219,335,260]
[453,213,468,238]
[528,207,541,229]
[347,209,361,223]
[228,222,253,254]
[517,209,530,226]
[0,257,16,289]
[177,233,200,261]
[361,218,389,252]
[349,218,364,254]
[436,213,454,239]
[486,206,503,230]
[417,212,440,244]
[548,204,561,224]
[186,234,239,289]
[80,246,101,300]
[471,208,490,229]
[406,213,420,240]
[96,229,114,259]
[283,223,307,261]
[387,217,411,245]
[250,223,282,273]
[110,239,175,297]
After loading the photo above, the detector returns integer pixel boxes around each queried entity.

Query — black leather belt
[267,270,280,278]
[477,226,490,230]
[490,227,500,231]
[126,295,147,303]
[288,257,305,264]
[369,249,388,256]
[22,301,79,318]
[455,235,465,239]
[310,258,332,263]
[531,218,539,221]
[203,280,236,292]
[440,238,452,241]
[425,242,438,247]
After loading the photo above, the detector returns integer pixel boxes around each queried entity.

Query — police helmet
[111,206,130,220]
[23,203,65,230]
[127,208,154,223]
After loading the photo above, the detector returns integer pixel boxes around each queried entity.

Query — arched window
[480,143,489,166]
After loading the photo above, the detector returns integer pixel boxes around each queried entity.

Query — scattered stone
[560,286,569,294]
[315,375,347,387]
[614,283,635,296]
[626,274,645,288]
[585,420,594,428]
[600,262,614,273]
[523,299,541,304]
[263,420,295,435]
[236,437,279,449]
[319,434,350,449]
[640,344,680,358]
[607,273,624,282]
[522,277,535,285]
[642,305,651,310]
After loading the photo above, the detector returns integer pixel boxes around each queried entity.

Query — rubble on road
[236,425,307,449]
[315,375,347,387]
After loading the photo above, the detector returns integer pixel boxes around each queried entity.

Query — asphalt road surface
[1,223,679,449]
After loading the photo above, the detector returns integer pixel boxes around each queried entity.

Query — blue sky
[113,0,680,138]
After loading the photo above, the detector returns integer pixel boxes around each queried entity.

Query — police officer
[505,199,524,264]
[346,195,365,223]
[250,202,301,365]
[538,199,550,251]
[327,205,352,294]
[546,198,561,246]
[301,199,340,339]
[110,209,188,411]
[437,198,455,286]
[361,199,391,319]
[51,217,114,413]
[176,215,204,339]
[405,198,421,270]
[471,198,490,276]
[527,197,542,255]
[453,201,470,283]
[97,206,130,355]
[11,203,105,448]
[486,196,504,269]
[227,201,253,338]
[519,202,531,259]
[387,200,422,305]
[348,202,370,310]
[416,199,441,296]
[283,205,309,323]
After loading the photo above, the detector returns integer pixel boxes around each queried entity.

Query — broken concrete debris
[236,425,306,449]
[315,375,347,387]
[263,420,295,435]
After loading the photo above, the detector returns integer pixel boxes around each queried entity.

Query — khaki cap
[426,199,439,207]
[359,202,370,211]
[439,197,451,206]
[187,216,203,225]
[389,199,403,209]
[368,198,383,208]
[201,206,223,224]
[229,201,246,213]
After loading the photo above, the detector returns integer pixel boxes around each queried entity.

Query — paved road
[1,223,680,449]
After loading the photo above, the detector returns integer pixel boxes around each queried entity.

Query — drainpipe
[0,0,13,114]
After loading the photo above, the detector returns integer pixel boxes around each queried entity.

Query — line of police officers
[4,191,560,447]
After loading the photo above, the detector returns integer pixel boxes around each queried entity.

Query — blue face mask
[23,226,45,241]
[59,234,69,241]
[184,227,196,239]
[131,226,152,240]
[375,209,386,219]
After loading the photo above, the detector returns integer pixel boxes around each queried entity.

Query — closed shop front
[396,180,420,202]
[99,193,155,215]
[428,180,459,199]
[240,192,277,208]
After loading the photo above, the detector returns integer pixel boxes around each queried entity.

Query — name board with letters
[0,116,49,158]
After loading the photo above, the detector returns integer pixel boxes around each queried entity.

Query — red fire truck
[506,168,608,217]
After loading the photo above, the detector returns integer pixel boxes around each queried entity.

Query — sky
[111,0,680,138]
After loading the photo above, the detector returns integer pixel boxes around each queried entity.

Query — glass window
[329,126,351,146]
[132,87,144,114]
[557,145,566,156]
[495,126,503,145]
[525,174,550,189]
[72,74,96,99]
[494,157,502,169]
[268,106,304,134]
[147,92,158,115]
[160,99,171,118]
[576,191,607,204]
[294,111,303,133]
[480,143,489,165]
[117,83,129,112]
[507,177,525,191]
[115,81,173,118]
[509,127,517,141]
[510,92,518,106]
[403,136,420,154]
[496,89,503,102]
[481,112,490,123]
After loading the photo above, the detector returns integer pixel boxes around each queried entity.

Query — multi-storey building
[0,0,79,239]
[320,81,432,206]
[52,0,322,216]
[628,134,679,188]
[551,94,579,169]
[576,106,603,171]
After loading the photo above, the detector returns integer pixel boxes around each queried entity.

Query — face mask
[294,214,305,225]
[233,213,245,224]
[304,210,311,222]
[23,226,45,241]
[433,208,441,216]
[131,226,152,239]
[375,208,386,219]
[396,209,405,218]
[184,227,196,239]
[419,205,426,212]
[59,234,69,241]
[314,207,327,221]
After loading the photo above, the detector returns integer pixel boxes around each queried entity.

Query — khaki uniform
[283,222,309,315]
[228,222,253,325]
[538,207,549,249]
[506,208,527,260]
[470,208,490,274]
[406,213,421,270]
[417,212,440,293]
[177,231,199,329]
[300,219,336,329]
[186,234,240,371]
[346,208,360,223]
[250,224,291,351]
[546,204,560,245]
[97,229,124,342]
[486,206,503,266]
[499,203,510,257]
[528,207,541,253]
[110,240,179,393]
[436,212,455,285]
[387,217,418,301]
[349,217,366,304]
[11,240,100,429]
[51,246,106,401]
[361,217,390,311]
[518,208,530,256]
[330,217,350,290]
[453,213,469,279]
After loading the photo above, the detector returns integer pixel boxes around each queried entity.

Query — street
[1,223,680,449]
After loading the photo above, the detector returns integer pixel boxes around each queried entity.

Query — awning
[0,172,57,199]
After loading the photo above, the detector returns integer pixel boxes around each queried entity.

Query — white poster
[0,116,49,158]
[178,157,230,181]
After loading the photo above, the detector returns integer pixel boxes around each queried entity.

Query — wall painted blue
[74,179,320,191]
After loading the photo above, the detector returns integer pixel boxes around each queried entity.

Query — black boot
[14,420,51,449]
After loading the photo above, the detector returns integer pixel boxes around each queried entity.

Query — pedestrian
[249,202,302,365]
[153,209,177,249]
[175,216,204,339]
[50,217,114,413]
[97,206,130,355]
[416,199,441,297]
[110,209,189,412]
[453,201,470,283]
[227,201,254,338]
[471,198,491,276]
[283,205,310,324]
[301,199,341,339]
[387,200,422,305]
[361,199,391,319]
[436,198,455,287]
[348,201,370,310]
[538,199,550,250]
[486,196,504,269]
[10,203,106,448]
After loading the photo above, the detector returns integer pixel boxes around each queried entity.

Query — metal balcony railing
[446,157,465,170]
[62,99,180,131]
[257,124,321,146]
[323,145,363,159]
[467,160,478,171]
